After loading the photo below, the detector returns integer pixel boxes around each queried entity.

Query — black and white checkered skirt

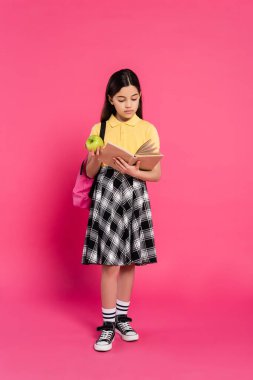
[81,166,158,266]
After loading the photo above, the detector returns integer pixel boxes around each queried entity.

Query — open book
[100,139,164,171]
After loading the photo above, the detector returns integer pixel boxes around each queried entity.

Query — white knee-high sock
[116,299,130,315]
[102,307,116,322]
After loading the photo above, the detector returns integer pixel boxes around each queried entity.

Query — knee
[102,265,120,278]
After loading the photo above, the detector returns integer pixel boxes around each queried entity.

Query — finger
[117,157,127,167]
[114,159,125,171]
[113,158,121,167]
[136,160,141,170]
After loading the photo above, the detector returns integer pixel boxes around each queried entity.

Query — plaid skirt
[81,166,158,266]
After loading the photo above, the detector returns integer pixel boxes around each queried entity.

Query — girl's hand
[113,157,141,177]
[90,146,104,162]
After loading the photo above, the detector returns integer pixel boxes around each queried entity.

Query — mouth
[124,110,133,113]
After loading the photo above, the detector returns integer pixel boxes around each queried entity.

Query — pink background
[1,0,253,379]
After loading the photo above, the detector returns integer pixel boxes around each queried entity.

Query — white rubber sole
[94,336,115,351]
[115,328,139,341]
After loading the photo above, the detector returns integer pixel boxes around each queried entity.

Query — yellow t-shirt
[88,113,160,167]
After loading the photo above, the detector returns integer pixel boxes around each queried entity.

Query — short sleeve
[148,124,160,152]
[89,123,100,136]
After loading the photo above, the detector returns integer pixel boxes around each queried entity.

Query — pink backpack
[72,121,106,209]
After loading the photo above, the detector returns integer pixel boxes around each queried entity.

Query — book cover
[100,140,164,171]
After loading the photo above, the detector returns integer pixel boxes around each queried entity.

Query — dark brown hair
[100,68,143,121]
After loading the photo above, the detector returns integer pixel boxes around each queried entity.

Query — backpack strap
[100,120,106,140]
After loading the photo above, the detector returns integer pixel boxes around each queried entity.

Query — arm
[86,147,103,178]
[85,123,104,178]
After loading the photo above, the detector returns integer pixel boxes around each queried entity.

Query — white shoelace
[117,321,136,335]
[98,329,113,342]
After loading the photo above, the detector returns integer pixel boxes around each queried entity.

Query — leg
[115,264,139,341]
[117,263,135,301]
[94,265,120,352]
[101,265,120,308]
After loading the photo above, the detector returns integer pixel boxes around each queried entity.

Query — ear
[108,95,113,105]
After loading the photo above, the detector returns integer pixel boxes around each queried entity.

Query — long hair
[100,68,143,122]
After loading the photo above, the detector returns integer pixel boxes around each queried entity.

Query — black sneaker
[115,314,139,342]
[94,321,115,351]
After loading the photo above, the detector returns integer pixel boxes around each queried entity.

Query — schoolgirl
[82,68,161,351]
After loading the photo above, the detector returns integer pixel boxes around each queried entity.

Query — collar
[108,113,141,127]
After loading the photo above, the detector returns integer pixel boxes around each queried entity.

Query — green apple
[85,135,104,151]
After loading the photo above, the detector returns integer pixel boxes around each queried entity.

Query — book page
[137,145,158,154]
[135,139,152,154]
[136,152,161,155]
[135,139,160,155]
[135,138,151,151]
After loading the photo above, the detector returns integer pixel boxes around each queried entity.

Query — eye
[118,98,138,103]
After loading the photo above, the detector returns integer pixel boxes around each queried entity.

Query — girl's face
[108,85,141,121]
